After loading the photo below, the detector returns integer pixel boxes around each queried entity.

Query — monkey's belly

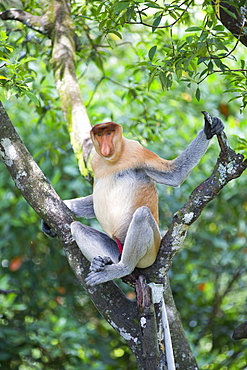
[93,171,158,242]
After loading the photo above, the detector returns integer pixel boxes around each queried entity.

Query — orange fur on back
[92,137,174,180]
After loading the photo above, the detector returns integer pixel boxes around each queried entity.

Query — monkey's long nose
[101,139,113,157]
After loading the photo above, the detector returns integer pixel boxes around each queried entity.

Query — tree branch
[0,101,141,357]
[0,9,52,35]
[135,123,247,284]
[135,276,160,368]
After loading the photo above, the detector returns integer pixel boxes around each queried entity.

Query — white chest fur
[93,169,156,242]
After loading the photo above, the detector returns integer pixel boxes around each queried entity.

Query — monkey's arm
[145,116,224,187]
[64,194,95,218]
[42,194,95,237]
[145,129,208,187]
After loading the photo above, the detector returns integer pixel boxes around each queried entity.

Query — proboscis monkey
[43,116,224,286]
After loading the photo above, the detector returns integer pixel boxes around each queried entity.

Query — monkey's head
[90,122,123,161]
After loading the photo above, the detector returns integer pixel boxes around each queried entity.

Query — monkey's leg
[85,206,160,286]
[121,206,161,269]
[71,221,121,266]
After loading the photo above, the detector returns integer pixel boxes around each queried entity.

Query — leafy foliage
[0,30,40,104]
[69,0,247,109]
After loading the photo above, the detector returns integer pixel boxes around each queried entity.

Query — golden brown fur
[90,123,163,266]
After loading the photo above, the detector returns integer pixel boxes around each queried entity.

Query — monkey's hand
[90,256,113,272]
[202,112,224,140]
[41,220,57,238]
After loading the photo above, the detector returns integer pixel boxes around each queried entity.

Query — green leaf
[18,57,37,65]
[166,73,173,89]
[0,30,8,41]
[5,45,13,52]
[221,6,237,19]
[108,30,122,39]
[126,5,135,21]
[208,61,213,72]
[214,58,228,72]
[24,77,35,83]
[129,88,137,98]
[152,15,162,32]
[144,2,162,9]
[195,87,201,101]
[91,53,104,71]
[96,3,104,15]
[114,1,130,12]
[99,19,107,29]
[136,61,151,67]
[212,25,225,31]
[107,38,116,49]
[200,68,209,78]
[159,71,166,89]
[0,57,9,62]
[185,26,202,32]
[25,91,40,105]
[148,45,157,61]
[198,57,209,64]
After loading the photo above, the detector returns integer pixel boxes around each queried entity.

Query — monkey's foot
[90,256,113,273]
[86,262,133,286]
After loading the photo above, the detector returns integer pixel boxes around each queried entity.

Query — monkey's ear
[210,117,224,136]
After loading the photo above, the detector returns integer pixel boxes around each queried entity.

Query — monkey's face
[95,131,115,157]
[90,123,123,161]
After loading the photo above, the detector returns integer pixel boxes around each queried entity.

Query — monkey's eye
[106,132,112,136]
[97,133,103,137]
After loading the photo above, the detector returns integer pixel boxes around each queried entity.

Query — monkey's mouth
[103,152,114,158]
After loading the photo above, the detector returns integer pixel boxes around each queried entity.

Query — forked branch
[0,9,52,35]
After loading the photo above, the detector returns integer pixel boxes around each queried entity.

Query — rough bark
[135,276,160,369]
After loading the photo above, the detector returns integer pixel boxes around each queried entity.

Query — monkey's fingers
[41,220,57,238]
[90,256,113,272]
[211,117,224,135]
